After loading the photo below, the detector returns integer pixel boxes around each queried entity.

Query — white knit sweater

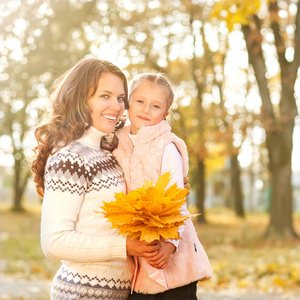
[41,126,133,293]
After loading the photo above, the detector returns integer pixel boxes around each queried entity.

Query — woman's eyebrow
[99,90,126,96]
[99,90,112,94]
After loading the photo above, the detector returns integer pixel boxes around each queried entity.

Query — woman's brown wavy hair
[31,58,129,198]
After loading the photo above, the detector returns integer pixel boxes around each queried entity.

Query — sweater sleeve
[40,150,127,263]
[161,143,188,249]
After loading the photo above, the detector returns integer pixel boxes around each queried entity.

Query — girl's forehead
[134,81,168,94]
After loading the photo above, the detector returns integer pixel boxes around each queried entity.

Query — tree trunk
[230,154,244,217]
[242,10,298,237]
[13,189,23,212]
[248,170,255,212]
[13,158,23,211]
[266,124,297,237]
[12,152,30,212]
[196,159,206,223]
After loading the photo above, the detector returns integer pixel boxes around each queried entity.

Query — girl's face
[88,73,126,133]
[129,81,169,135]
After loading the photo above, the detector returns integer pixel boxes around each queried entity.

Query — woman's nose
[110,98,121,110]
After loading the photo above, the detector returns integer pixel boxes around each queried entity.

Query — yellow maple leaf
[140,228,161,243]
[141,179,154,190]
[99,172,190,242]
[155,171,171,193]
[159,215,188,225]
[158,227,181,240]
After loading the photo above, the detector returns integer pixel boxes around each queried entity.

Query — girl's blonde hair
[129,73,174,110]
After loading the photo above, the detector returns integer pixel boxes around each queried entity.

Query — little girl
[113,73,212,299]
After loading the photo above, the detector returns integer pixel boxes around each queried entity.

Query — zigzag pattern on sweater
[44,141,124,195]
[51,282,129,300]
[58,266,131,289]
[51,266,130,300]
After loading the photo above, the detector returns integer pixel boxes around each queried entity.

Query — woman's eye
[118,97,125,102]
[100,94,109,99]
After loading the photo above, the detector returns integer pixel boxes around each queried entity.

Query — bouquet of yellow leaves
[100,172,189,243]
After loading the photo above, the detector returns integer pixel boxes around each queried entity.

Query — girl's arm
[161,143,188,249]
[147,143,188,269]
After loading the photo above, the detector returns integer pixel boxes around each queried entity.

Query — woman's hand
[145,242,175,269]
[184,176,190,195]
[126,238,160,258]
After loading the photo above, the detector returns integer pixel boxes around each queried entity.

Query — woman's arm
[41,150,128,263]
[41,150,159,263]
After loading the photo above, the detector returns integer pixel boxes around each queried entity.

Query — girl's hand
[126,238,159,258]
[145,242,175,269]
[184,176,190,195]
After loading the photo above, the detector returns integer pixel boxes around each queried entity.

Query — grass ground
[0,204,299,297]
[195,208,300,297]
[0,204,60,281]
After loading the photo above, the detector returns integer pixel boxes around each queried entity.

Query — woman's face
[88,73,126,133]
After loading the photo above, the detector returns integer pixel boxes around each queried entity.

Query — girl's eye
[153,105,161,109]
[137,100,143,104]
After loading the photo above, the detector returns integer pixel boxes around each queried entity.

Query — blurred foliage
[0,0,98,210]
[0,0,299,235]
[0,0,256,218]
[211,0,300,237]
[211,0,262,31]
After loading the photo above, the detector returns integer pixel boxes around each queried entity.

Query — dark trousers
[128,281,198,300]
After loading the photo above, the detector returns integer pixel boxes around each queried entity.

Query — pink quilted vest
[114,121,213,294]
[114,121,189,191]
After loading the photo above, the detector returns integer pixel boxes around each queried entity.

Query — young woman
[31,59,160,300]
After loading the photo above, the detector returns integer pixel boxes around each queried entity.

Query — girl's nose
[143,105,151,114]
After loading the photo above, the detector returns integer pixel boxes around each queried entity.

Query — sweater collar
[78,126,107,149]
[131,120,171,144]
[116,120,172,148]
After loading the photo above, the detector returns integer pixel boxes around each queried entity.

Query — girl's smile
[137,115,151,121]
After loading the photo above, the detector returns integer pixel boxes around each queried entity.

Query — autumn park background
[0,0,300,299]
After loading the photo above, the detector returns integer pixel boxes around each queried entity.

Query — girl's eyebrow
[133,94,165,103]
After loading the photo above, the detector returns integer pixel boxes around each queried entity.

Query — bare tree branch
[269,1,288,71]
[291,0,300,78]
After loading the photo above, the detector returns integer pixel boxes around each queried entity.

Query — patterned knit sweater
[40,126,133,299]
